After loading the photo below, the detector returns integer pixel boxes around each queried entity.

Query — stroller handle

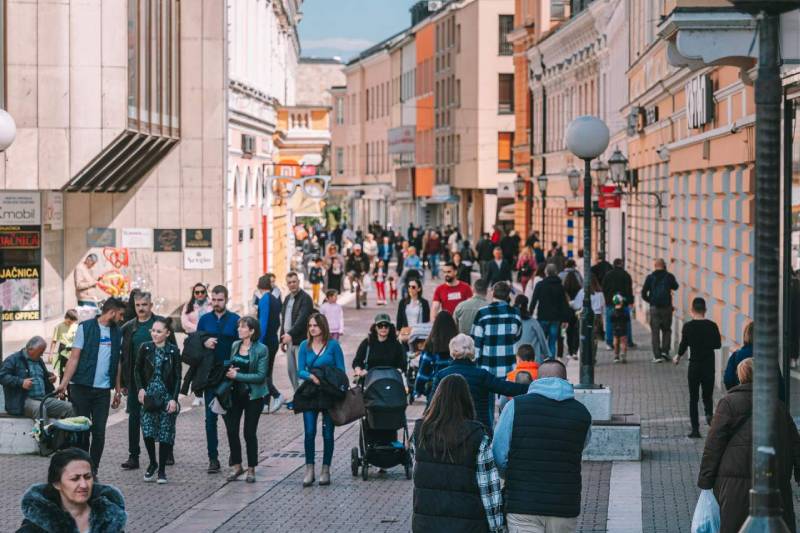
[37,391,60,420]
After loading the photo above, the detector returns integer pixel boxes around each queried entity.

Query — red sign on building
[598,185,621,209]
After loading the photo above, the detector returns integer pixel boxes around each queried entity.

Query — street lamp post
[729,0,800,530]
[537,173,548,242]
[592,160,609,259]
[566,116,609,387]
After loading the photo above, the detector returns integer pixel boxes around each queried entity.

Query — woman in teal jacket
[297,312,345,487]
[223,316,268,483]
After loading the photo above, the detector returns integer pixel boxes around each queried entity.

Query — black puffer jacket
[412,420,488,533]
[292,366,349,413]
[18,483,127,533]
[180,332,220,395]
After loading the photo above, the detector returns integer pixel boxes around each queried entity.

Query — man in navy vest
[56,297,127,471]
[492,359,592,532]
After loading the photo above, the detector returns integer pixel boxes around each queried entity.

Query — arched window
[232,167,241,208]
[244,167,252,207]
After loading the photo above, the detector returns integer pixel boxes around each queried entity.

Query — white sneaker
[269,394,285,414]
[192,397,203,407]
[652,357,663,363]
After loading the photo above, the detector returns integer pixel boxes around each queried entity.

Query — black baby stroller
[33,392,92,457]
[351,367,413,480]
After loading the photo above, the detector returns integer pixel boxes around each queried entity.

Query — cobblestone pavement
[6,275,799,532]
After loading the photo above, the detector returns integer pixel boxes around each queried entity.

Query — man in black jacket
[486,246,513,287]
[529,264,571,356]
[641,258,679,362]
[476,233,495,280]
[0,337,73,419]
[602,259,635,349]
[280,271,314,391]
[119,292,176,470]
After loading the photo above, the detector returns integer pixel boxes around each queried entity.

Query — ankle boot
[319,465,331,486]
[302,464,315,487]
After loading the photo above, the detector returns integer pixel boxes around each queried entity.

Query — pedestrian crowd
[6,220,800,533]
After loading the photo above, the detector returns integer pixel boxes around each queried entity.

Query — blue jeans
[604,306,633,346]
[538,320,561,357]
[428,253,439,278]
[303,410,335,465]
[204,389,219,461]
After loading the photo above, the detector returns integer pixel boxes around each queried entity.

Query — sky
[299,0,418,61]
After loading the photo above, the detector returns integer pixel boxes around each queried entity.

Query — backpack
[648,273,672,307]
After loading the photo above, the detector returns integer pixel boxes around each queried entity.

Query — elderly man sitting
[0,336,75,419]
[430,333,528,432]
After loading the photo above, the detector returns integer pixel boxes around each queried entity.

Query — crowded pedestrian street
[2,269,799,532]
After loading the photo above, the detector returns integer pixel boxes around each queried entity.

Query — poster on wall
[121,228,153,249]
[43,191,64,230]
[154,229,182,252]
[184,248,214,270]
[185,229,212,248]
[0,224,42,321]
[87,227,116,247]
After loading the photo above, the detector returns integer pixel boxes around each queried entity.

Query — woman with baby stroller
[351,314,412,479]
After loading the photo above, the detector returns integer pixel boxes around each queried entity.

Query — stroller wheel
[361,462,369,481]
[351,447,360,477]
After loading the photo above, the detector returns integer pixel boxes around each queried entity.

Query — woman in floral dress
[135,317,182,484]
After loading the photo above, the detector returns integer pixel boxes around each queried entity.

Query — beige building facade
[0,0,226,350]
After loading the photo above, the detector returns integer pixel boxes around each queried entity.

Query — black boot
[121,455,139,470]
[688,429,701,439]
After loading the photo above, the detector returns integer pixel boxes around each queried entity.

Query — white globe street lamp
[566,115,610,387]
[0,109,16,152]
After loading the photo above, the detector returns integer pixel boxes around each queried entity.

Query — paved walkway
[2,277,800,532]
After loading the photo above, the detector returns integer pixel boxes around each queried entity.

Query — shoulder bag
[329,345,367,426]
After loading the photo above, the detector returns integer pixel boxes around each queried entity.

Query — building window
[335,98,344,125]
[336,148,344,175]
[498,132,514,171]
[498,15,514,56]
[127,0,180,135]
[499,74,514,114]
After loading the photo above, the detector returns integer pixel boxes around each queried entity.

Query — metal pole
[740,11,789,532]
[542,191,547,243]
[580,157,594,386]
[782,97,793,410]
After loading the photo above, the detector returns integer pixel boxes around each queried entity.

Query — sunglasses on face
[194,290,206,295]
[377,323,391,329]
[409,285,419,290]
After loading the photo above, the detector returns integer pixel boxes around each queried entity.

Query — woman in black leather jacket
[134,317,181,484]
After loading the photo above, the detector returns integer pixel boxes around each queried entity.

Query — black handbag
[142,394,164,412]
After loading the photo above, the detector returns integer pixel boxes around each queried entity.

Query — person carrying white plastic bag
[691,489,720,533]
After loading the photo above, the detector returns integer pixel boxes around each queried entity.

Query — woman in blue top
[297,312,345,487]
[223,316,269,484]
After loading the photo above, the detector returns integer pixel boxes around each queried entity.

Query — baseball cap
[373,313,392,326]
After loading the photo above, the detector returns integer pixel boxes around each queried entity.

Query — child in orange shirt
[500,344,539,413]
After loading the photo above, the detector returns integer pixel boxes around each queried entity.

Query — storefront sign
[185,228,212,248]
[388,126,416,154]
[87,227,116,247]
[686,74,714,130]
[627,106,659,135]
[154,229,182,252]
[0,192,40,226]
[0,264,40,320]
[598,185,621,209]
[121,228,153,249]
[432,184,451,197]
[184,248,214,270]
[43,191,64,230]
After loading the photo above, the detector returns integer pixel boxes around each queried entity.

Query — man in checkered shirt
[471,281,522,379]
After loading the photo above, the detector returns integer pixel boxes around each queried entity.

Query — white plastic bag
[208,397,227,416]
[691,489,720,533]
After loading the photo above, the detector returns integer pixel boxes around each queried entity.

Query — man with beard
[432,262,474,317]
[56,297,127,471]
[197,285,241,474]
[119,292,176,471]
